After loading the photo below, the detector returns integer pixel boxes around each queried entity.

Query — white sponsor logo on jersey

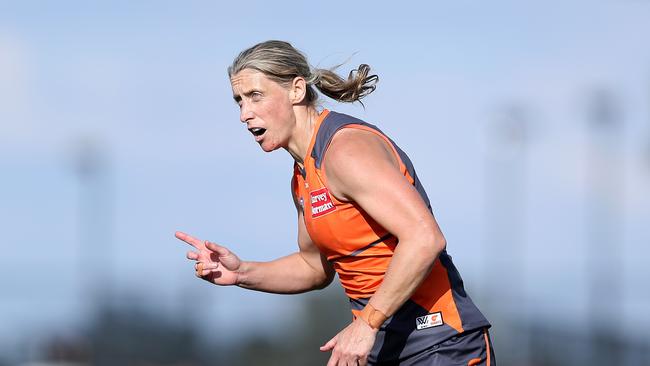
[415,312,443,330]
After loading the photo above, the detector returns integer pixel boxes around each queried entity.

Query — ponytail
[310,64,378,104]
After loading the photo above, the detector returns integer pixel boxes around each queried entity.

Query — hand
[175,231,241,286]
[320,318,378,366]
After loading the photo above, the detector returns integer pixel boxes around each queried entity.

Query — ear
[289,76,307,104]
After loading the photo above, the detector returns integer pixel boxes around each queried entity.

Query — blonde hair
[228,40,378,105]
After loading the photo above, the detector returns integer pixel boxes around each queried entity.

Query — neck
[285,105,320,167]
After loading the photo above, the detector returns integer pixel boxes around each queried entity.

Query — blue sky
[1,0,650,358]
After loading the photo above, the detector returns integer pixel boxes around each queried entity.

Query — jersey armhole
[318,124,408,205]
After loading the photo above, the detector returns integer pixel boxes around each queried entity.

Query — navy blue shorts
[371,328,496,366]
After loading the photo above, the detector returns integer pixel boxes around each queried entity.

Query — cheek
[263,101,292,128]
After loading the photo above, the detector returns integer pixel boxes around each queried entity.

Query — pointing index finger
[175,231,204,249]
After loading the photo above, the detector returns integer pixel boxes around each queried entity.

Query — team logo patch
[416,312,443,330]
[310,187,337,218]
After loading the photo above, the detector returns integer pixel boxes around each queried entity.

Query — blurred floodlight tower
[585,89,624,365]
[73,137,114,311]
[484,103,530,365]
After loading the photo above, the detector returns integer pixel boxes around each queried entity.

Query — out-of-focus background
[1,1,649,365]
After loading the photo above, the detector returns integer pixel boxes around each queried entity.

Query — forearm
[236,252,332,294]
[368,234,445,317]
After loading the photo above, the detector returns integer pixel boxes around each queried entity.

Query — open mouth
[248,127,267,137]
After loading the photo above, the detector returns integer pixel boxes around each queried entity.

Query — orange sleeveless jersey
[292,110,490,360]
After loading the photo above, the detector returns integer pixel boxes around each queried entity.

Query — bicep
[324,130,443,243]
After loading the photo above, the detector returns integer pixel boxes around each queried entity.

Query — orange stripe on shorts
[483,329,491,366]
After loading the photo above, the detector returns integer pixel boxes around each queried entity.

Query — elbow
[433,234,446,255]
[313,272,334,290]
[419,228,446,264]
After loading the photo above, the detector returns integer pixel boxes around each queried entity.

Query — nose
[239,103,254,123]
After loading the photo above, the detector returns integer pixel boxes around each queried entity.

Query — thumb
[206,241,240,270]
[320,336,337,352]
[205,241,230,256]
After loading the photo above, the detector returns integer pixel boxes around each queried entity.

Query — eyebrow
[232,89,260,104]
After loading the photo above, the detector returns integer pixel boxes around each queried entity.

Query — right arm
[176,196,334,294]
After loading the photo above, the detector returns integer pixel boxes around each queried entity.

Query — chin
[259,142,280,153]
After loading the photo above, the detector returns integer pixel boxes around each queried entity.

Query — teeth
[249,127,266,136]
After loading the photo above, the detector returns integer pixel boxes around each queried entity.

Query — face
[230,69,296,152]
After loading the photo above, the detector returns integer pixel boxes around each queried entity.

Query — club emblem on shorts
[310,187,337,218]
[416,312,443,330]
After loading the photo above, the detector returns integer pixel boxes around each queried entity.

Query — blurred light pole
[585,89,624,365]
[74,137,114,313]
[484,103,530,365]
[645,131,650,175]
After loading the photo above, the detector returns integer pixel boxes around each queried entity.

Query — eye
[251,92,262,102]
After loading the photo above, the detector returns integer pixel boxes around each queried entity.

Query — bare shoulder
[325,128,398,170]
[323,127,400,200]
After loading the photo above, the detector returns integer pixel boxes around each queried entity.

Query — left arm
[319,128,446,366]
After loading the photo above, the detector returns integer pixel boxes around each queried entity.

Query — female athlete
[176,40,495,365]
